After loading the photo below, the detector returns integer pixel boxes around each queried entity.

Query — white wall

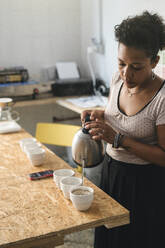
[81,0,165,86]
[0,0,81,81]
[1,0,165,85]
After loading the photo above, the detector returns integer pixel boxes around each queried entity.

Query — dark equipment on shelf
[51,62,109,97]
[51,78,94,96]
[0,67,29,84]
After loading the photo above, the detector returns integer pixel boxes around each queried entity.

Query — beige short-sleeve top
[105,72,165,164]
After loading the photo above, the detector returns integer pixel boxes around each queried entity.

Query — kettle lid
[0,98,13,108]
[82,114,91,134]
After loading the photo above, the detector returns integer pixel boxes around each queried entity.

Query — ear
[151,55,160,69]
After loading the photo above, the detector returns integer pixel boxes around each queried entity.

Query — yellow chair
[35,122,82,172]
[36,122,81,146]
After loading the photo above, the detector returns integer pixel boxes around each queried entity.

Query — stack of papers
[56,62,80,79]
[66,96,108,108]
[0,121,21,134]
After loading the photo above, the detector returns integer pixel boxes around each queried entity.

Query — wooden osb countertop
[0,129,129,248]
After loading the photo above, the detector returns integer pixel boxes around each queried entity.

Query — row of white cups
[19,137,45,166]
[53,168,94,211]
[19,138,94,211]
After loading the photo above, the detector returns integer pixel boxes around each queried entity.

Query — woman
[81,11,165,248]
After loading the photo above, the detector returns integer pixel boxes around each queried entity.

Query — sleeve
[109,71,121,88]
[156,97,165,126]
[108,71,121,100]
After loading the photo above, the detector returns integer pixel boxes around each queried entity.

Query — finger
[96,118,103,123]
[84,124,94,130]
[89,128,102,136]
[85,121,100,129]
[81,110,91,122]
[92,133,103,140]
[90,110,99,120]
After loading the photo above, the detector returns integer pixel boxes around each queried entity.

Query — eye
[132,66,143,71]
[118,63,125,67]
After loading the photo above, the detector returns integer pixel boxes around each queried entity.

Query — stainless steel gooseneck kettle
[72,115,105,168]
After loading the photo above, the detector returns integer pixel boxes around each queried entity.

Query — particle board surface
[0,129,129,248]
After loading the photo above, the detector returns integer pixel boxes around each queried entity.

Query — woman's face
[118,43,158,89]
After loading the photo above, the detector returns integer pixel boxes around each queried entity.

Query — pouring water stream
[82,159,85,185]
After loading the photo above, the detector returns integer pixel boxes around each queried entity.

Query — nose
[123,66,132,81]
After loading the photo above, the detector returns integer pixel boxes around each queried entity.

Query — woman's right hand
[81,109,105,125]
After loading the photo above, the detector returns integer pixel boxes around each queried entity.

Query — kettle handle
[82,114,91,134]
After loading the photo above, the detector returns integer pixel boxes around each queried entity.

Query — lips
[125,81,135,88]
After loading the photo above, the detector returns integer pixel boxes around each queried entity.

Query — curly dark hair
[115,11,165,61]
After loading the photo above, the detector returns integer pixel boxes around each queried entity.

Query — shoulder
[153,81,165,125]
[110,71,122,87]
[160,80,165,94]
[156,80,165,101]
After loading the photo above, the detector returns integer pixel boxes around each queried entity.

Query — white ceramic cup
[27,148,45,166]
[28,157,44,166]
[53,169,75,188]
[27,148,45,159]
[24,142,42,153]
[60,176,82,199]
[70,186,94,211]
[19,138,37,151]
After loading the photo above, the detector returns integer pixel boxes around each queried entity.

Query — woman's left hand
[84,119,116,144]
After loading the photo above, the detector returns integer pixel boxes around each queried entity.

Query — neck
[125,73,157,97]
[127,87,143,97]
